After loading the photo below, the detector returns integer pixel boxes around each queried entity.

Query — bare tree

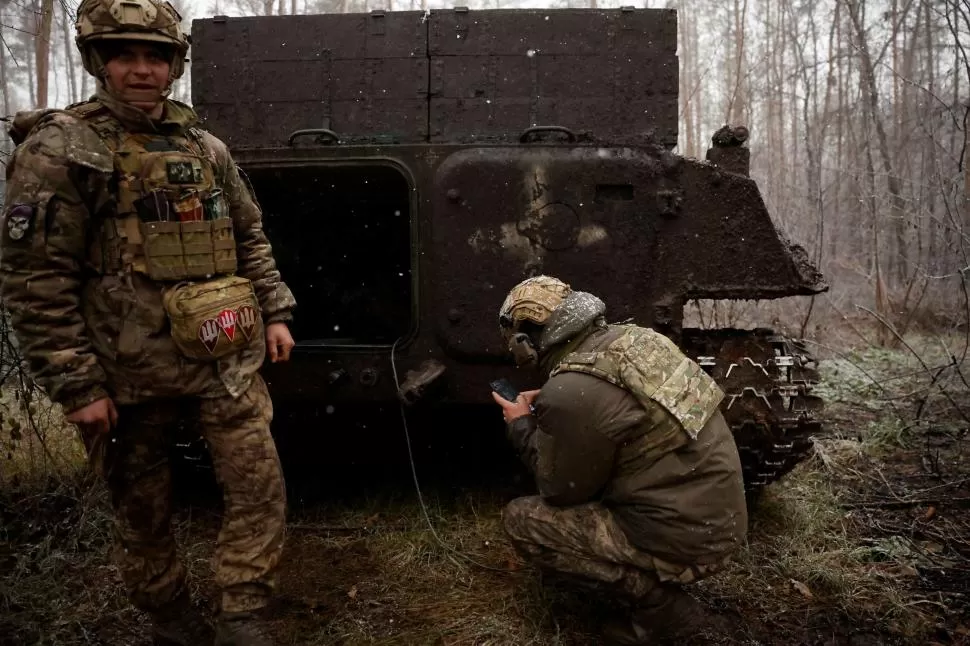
[60,1,76,104]
[34,0,53,107]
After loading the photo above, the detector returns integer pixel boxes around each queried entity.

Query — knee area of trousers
[501,497,541,538]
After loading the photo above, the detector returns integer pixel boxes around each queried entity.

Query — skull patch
[5,204,33,242]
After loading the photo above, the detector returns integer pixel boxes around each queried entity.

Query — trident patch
[238,305,259,340]
[198,319,221,354]
[218,309,237,341]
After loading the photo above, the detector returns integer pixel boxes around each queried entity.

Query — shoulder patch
[3,204,35,244]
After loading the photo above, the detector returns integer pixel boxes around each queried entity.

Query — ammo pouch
[162,275,262,360]
[141,217,238,281]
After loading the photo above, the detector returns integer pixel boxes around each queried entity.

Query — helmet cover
[498,275,572,339]
[75,0,189,82]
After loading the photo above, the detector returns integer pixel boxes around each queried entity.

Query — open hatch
[241,161,415,346]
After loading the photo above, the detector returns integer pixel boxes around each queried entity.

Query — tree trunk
[922,0,937,272]
[26,6,37,108]
[818,0,839,268]
[35,0,54,108]
[679,0,694,156]
[844,0,909,312]
[0,29,9,116]
[691,0,703,160]
[724,0,748,124]
[890,0,904,284]
[61,3,78,104]
[831,0,844,261]
[779,0,790,202]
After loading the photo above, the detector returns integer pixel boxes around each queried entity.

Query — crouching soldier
[491,276,748,644]
[0,0,296,643]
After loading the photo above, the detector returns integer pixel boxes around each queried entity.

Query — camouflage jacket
[0,89,296,412]
[507,325,748,565]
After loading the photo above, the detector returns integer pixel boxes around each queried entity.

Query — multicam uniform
[498,280,748,602]
[1,85,295,615]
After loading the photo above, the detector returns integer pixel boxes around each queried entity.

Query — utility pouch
[181,220,217,278]
[134,190,171,222]
[211,217,238,274]
[173,190,205,222]
[140,220,186,280]
[203,189,227,220]
[162,275,262,360]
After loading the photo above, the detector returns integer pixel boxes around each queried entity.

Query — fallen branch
[857,305,970,425]
[842,496,970,509]
[797,338,906,421]
[286,522,411,533]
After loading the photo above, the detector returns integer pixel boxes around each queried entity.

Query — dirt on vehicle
[188,6,829,499]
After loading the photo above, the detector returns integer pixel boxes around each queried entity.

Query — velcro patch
[198,318,220,354]
[166,160,203,184]
[238,305,259,340]
[4,204,34,242]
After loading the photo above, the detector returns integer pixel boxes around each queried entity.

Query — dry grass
[0,384,85,486]
[700,450,937,641]
[0,325,965,644]
[174,493,608,646]
[0,466,946,645]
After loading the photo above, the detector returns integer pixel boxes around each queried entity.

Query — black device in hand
[490,378,520,403]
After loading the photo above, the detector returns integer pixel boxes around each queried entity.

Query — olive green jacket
[507,325,748,565]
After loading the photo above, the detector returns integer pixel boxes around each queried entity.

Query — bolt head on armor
[75,0,189,83]
[498,275,572,341]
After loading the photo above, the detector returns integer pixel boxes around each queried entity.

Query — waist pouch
[162,275,262,360]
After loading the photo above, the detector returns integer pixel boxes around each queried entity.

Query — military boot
[214,611,275,646]
[601,584,727,645]
[149,592,214,646]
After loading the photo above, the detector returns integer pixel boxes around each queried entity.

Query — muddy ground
[1,344,969,645]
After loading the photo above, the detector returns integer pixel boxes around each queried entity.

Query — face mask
[508,332,538,368]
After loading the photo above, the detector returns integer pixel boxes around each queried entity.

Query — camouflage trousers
[503,496,726,601]
[102,375,286,615]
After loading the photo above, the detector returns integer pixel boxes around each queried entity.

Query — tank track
[681,327,824,496]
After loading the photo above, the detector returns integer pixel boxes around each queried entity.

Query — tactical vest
[550,325,724,439]
[62,102,260,361]
[69,102,237,281]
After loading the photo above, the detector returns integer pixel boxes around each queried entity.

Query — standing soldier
[0,1,296,644]
[491,276,748,645]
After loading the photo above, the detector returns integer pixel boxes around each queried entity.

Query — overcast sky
[180,0,652,20]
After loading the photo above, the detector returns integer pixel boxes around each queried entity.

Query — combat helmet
[498,276,572,341]
[75,0,189,86]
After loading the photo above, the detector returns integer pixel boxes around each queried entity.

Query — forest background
[2,0,969,338]
[1,2,970,644]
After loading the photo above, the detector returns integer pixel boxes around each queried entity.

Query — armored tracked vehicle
[190,7,827,494]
